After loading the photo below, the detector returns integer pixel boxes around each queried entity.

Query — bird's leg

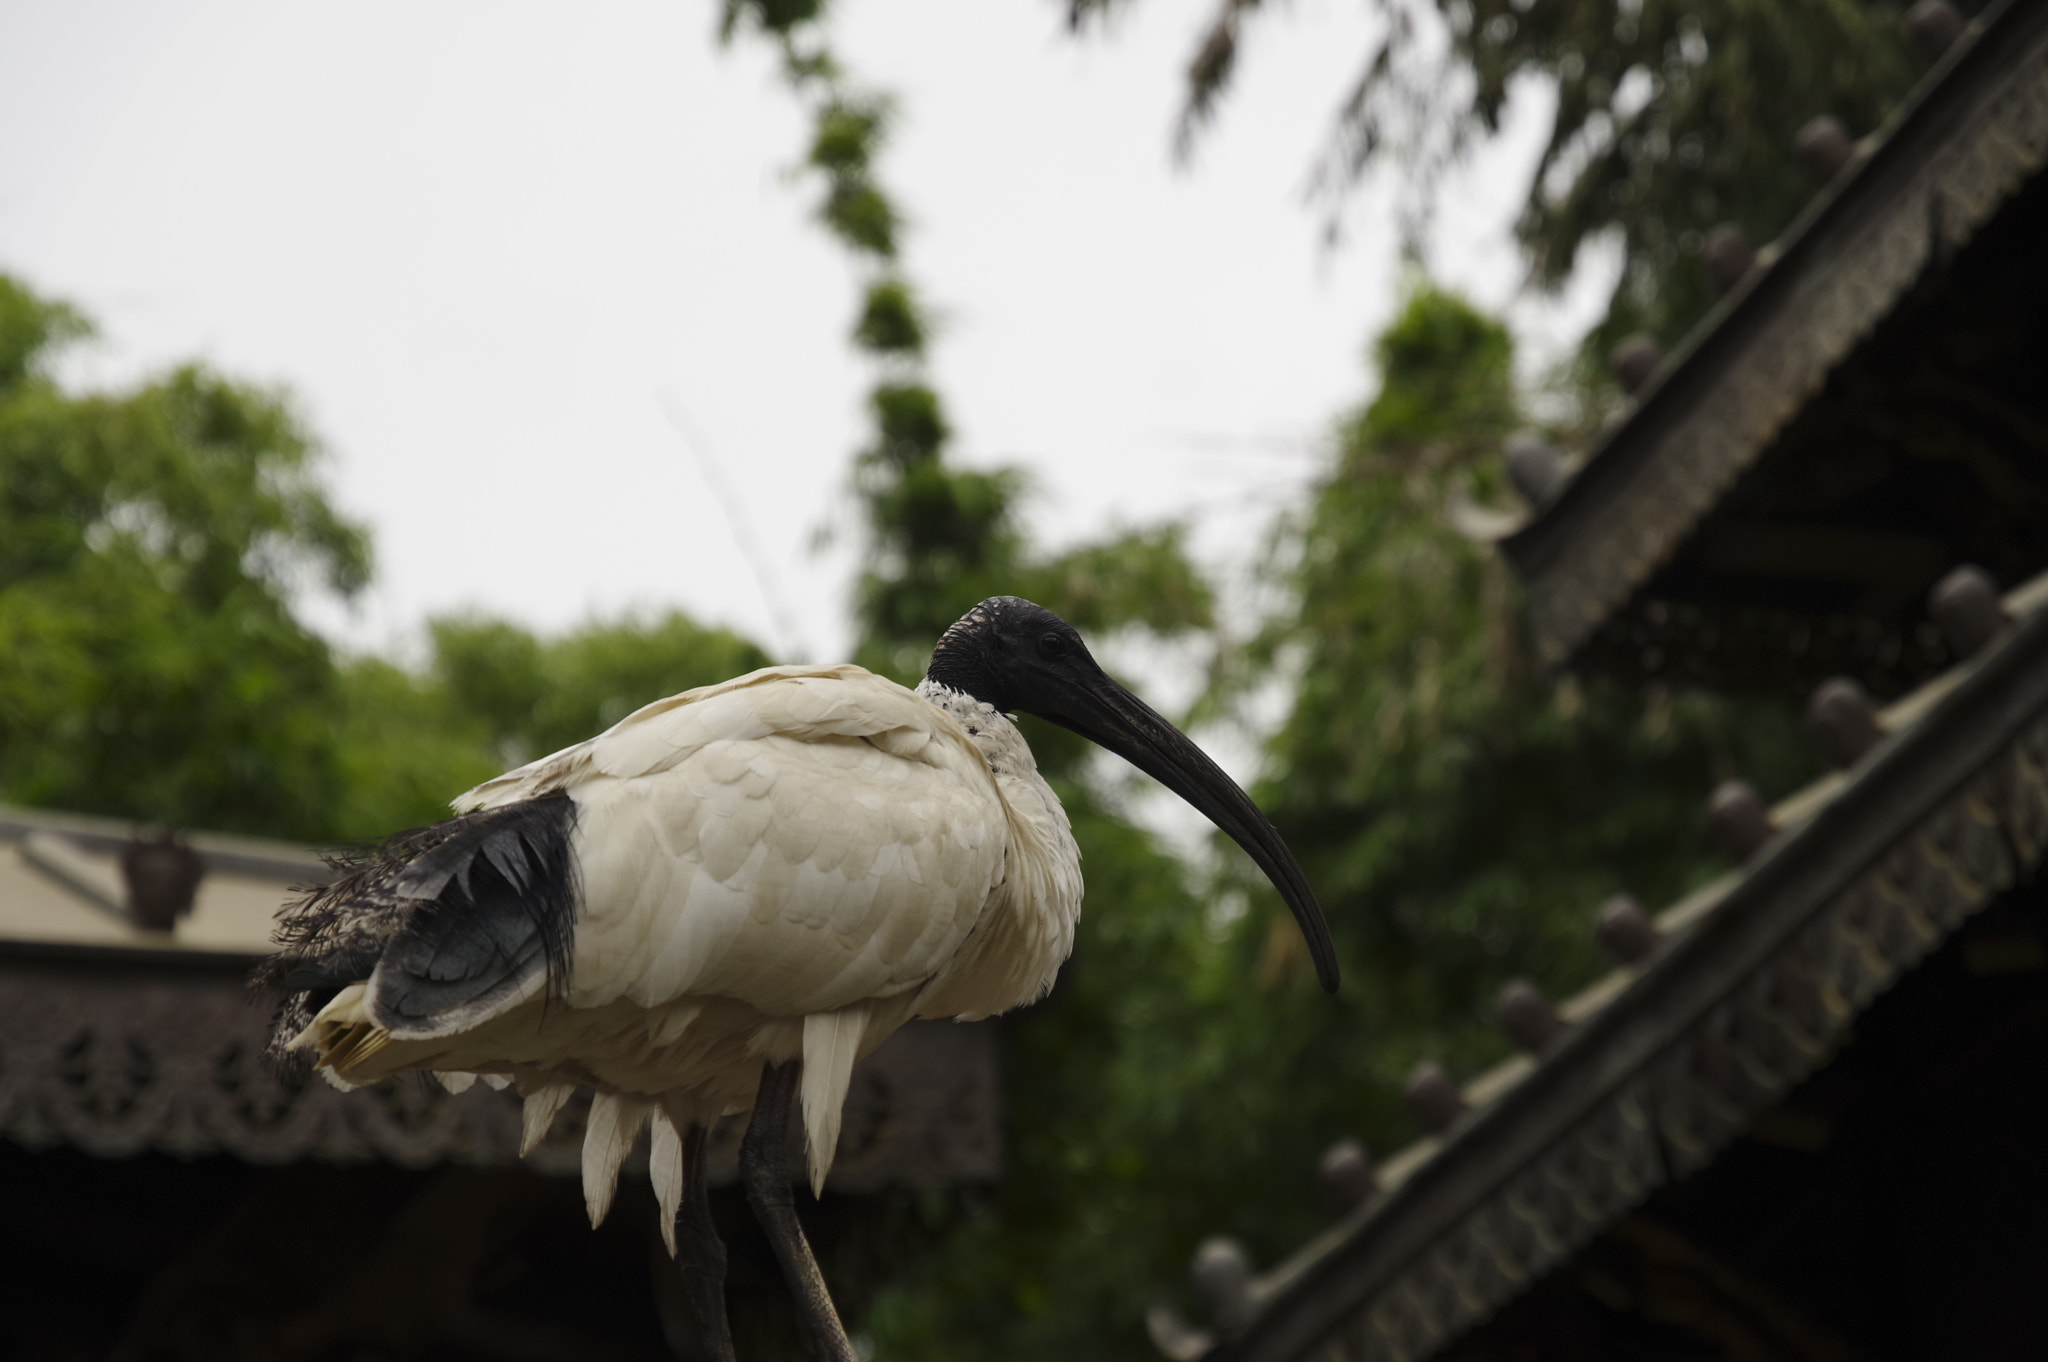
[672,1122,735,1362]
[740,1059,856,1362]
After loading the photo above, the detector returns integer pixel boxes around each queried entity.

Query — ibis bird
[262,595,1336,1359]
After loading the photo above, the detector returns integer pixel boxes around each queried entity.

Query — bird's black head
[925,596,1341,994]
[924,595,1097,718]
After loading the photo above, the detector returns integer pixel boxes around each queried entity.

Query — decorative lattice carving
[0,968,1000,1192]
[1298,707,2048,1362]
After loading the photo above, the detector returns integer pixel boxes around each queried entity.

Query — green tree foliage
[428,610,770,766]
[0,272,770,845]
[324,610,772,841]
[1238,286,1815,1046]
[1072,0,1948,348]
[719,0,1217,687]
[323,653,503,841]
[0,275,371,839]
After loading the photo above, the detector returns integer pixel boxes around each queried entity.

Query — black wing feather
[257,791,579,1054]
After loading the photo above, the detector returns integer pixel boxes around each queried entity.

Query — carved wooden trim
[0,964,1001,1193]
[1501,0,2048,671]
[1205,602,2048,1362]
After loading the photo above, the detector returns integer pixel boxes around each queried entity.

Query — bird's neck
[916,679,1033,780]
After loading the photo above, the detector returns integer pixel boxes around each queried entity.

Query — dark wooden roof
[1151,570,2048,1362]
[1501,0,2048,697]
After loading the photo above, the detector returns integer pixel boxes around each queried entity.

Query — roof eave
[1501,0,2048,671]
[1207,596,2048,1362]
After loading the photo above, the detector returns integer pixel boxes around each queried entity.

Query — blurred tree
[1071,0,1953,351]
[324,610,770,841]
[1220,283,1815,1097]
[427,609,770,766]
[721,0,1217,688]
[324,653,500,840]
[0,273,774,846]
[0,274,370,840]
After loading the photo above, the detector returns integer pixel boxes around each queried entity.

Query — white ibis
[262,595,1336,1359]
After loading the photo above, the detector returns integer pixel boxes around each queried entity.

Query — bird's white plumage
[297,664,1083,1207]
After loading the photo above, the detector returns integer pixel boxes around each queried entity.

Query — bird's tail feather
[649,1096,701,1258]
[800,1006,869,1198]
[581,1092,652,1228]
[520,1082,576,1157]
[255,792,578,1059]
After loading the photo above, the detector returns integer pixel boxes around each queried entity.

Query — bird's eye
[1038,632,1070,658]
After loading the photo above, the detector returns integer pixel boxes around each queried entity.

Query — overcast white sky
[0,0,1610,669]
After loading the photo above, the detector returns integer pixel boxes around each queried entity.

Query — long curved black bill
[1042,677,1340,994]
